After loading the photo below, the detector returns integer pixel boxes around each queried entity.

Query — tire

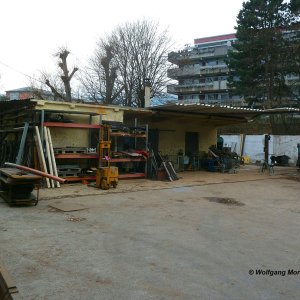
[112,181,118,188]
[100,179,109,190]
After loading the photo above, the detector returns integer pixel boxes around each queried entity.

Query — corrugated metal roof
[150,102,300,120]
[0,99,36,114]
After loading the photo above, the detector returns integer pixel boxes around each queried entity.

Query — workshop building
[0,99,298,182]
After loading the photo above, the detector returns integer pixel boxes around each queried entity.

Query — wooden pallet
[57,167,81,172]
[54,147,87,154]
[58,171,80,177]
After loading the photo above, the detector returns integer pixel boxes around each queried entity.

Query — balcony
[181,98,247,106]
[168,45,228,64]
[168,65,201,78]
[200,66,229,75]
[167,82,228,94]
[168,65,230,79]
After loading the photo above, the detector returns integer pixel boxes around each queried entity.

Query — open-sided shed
[0,99,298,180]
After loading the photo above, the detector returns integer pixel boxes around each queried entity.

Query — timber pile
[34,126,60,188]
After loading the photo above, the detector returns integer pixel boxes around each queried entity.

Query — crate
[57,165,81,177]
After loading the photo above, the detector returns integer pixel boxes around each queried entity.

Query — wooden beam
[34,126,50,188]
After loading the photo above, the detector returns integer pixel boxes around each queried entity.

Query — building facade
[168,32,299,107]
[5,87,54,101]
[167,34,245,106]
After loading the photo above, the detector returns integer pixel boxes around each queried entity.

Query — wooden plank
[43,127,55,188]
[166,161,179,180]
[162,162,173,181]
[0,260,19,299]
[0,168,41,181]
[15,122,29,165]
[34,127,50,188]
[47,128,60,188]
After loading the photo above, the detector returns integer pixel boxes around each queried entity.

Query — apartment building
[167,34,245,106]
[168,31,300,107]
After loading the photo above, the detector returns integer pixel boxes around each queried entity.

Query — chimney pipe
[144,78,151,108]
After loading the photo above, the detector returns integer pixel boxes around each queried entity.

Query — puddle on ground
[204,197,245,206]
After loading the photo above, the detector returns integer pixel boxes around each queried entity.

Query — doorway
[148,129,159,153]
[185,132,199,156]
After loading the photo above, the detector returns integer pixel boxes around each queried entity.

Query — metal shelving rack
[106,120,148,179]
[39,110,102,182]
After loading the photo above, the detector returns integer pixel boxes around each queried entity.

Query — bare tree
[79,39,124,104]
[27,72,63,101]
[45,48,78,102]
[80,20,172,107]
[112,20,173,107]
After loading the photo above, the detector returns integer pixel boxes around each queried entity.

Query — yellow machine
[96,124,118,190]
[96,166,118,190]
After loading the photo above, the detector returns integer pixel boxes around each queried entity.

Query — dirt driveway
[0,165,299,299]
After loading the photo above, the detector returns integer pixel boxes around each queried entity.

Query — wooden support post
[15,122,29,165]
[43,127,55,188]
[47,128,60,188]
[34,126,50,188]
[40,110,45,145]
[145,124,148,178]
[134,118,137,149]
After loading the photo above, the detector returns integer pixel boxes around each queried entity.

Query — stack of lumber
[34,126,60,188]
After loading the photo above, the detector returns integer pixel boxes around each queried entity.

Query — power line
[0,60,45,85]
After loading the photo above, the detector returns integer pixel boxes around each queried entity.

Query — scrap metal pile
[203,145,241,173]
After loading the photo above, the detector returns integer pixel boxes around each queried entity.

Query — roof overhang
[0,99,299,127]
[149,103,300,125]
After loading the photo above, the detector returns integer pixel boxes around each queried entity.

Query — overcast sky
[0,0,245,93]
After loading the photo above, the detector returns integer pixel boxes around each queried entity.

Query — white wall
[272,136,300,164]
[221,135,300,165]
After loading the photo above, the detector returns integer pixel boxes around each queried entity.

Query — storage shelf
[55,154,98,159]
[43,122,101,129]
[110,132,147,138]
[103,158,145,162]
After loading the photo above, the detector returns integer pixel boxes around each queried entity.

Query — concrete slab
[0,166,299,299]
